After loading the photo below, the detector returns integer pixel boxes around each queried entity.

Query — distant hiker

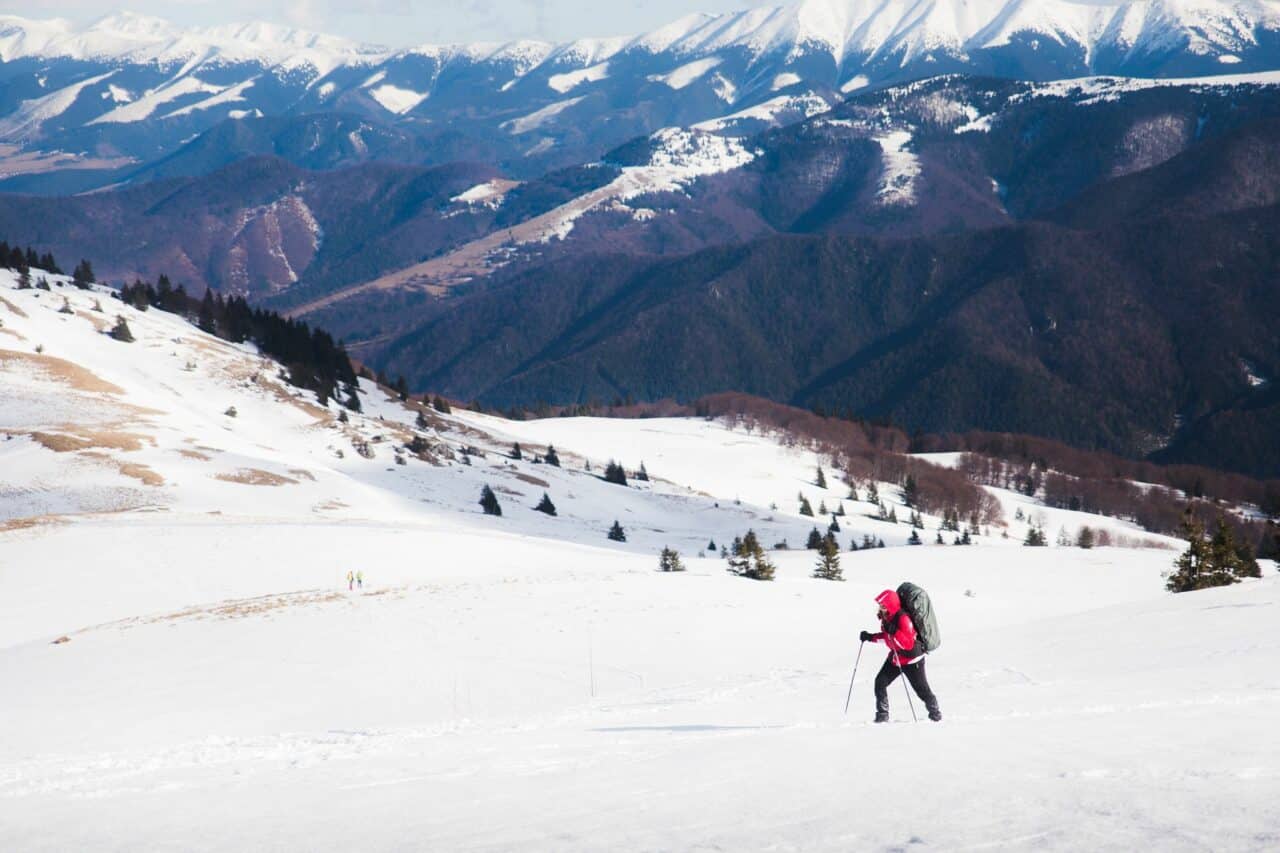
[860,588,942,723]
[357,570,364,590]
[347,570,354,591]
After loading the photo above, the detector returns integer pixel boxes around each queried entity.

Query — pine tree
[726,530,775,581]
[707,539,717,552]
[1076,526,1095,549]
[16,267,31,289]
[608,520,627,542]
[862,534,876,549]
[534,493,557,516]
[849,538,859,552]
[510,442,523,461]
[604,460,628,486]
[816,466,827,489]
[866,482,880,503]
[936,532,944,545]
[877,539,886,549]
[636,462,649,481]
[544,445,561,467]
[659,547,685,572]
[108,315,134,343]
[908,529,922,545]
[479,484,502,517]
[71,259,94,289]
[1024,524,1048,547]
[432,395,452,414]
[888,507,898,524]
[813,532,843,581]
[806,527,823,549]
[58,297,73,315]
[902,474,919,508]
[799,495,814,516]
[834,502,845,517]
[818,500,828,515]
[828,517,841,534]
[960,530,972,545]
[1167,515,1231,592]
[394,375,409,401]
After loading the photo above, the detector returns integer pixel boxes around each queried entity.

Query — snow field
[2,267,1278,850]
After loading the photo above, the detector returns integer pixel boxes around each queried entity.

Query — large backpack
[897,582,941,653]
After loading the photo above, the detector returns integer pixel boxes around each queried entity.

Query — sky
[20,1,762,46]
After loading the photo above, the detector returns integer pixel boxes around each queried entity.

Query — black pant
[874,655,939,716]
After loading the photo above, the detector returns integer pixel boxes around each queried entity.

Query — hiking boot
[874,712,889,724]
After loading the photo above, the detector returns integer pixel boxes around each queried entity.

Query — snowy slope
[2,268,1277,850]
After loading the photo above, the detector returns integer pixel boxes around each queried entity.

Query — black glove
[859,631,874,643]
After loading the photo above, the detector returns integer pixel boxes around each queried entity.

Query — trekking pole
[900,655,918,722]
[843,641,865,715]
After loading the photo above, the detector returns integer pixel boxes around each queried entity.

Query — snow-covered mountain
[3,262,1279,850]
[5,0,1280,192]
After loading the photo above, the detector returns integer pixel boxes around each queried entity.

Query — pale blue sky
[23,1,761,46]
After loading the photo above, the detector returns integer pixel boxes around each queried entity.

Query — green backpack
[897,582,941,653]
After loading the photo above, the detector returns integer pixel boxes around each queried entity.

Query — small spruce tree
[1076,526,1095,549]
[544,445,561,467]
[604,460,628,486]
[806,527,824,549]
[799,495,814,517]
[908,529,922,545]
[608,520,627,542]
[534,493,557,516]
[813,532,843,581]
[511,442,523,460]
[726,529,775,581]
[1024,524,1048,547]
[479,484,502,517]
[108,315,134,343]
[636,462,650,481]
[816,466,827,489]
[659,547,685,572]
[432,395,452,414]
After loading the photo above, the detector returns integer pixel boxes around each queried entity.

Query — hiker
[347,570,354,591]
[357,570,364,590]
[860,588,942,723]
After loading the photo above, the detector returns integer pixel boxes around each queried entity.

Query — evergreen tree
[936,532,944,545]
[818,500,828,516]
[510,442,523,461]
[877,539,886,549]
[16,267,30,289]
[862,534,876,549]
[394,375,409,401]
[608,520,627,542]
[834,502,845,517]
[432,394,452,414]
[902,474,919,508]
[71,259,94,289]
[1167,515,1232,592]
[636,462,649,481]
[816,466,827,489]
[1210,517,1261,579]
[534,493,557,516]
[866,482,880,503]
[1076,526,1096,549]
[798,495,814,516]
[659,547,685,572]
[198,290,216,334]
[727,529,775,581]
[58,297,74,315]
[108,315,134,343]
[908,529,922,545]
[604,460,628,485]
[828,517,841,534]
[848,538,859,552]
[806,527,824,550]
[544,445,561,467]
[707,539,717,552]
[813,532,843,581]
[888,507,898,524]
[960,530,972,545]
[1024,524,1048,547]
[479,484,502,517]
[416,409,430,429]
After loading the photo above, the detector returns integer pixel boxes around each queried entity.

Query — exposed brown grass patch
[215,468,298,487]
[177,449,212,461]
[0,514,66,534]
[0,327,25,342]
[0,349,124,395]
[313,499,349,512]
[119,463,164,487]
[75,310,109,332]
[288,468,316,481]
[0,296,27,318]
[512,471,550,488]
[27,429,148,453]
